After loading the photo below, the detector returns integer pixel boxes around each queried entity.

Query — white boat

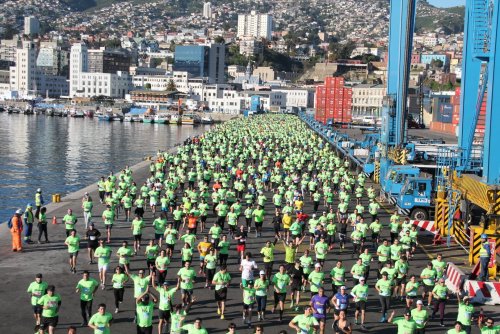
[169,114,180,124]
[181,114,195,125]
[200,115,213,124]
[71,110,85,118]
[141,114,154,123]
[124,115,133,122]
[154,114,170,124]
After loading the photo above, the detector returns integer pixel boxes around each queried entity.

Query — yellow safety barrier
[374,161,380,184]
[451,218,468,249]
[52,194,61,203]
[435,198,449,236]
[470,227,484,265]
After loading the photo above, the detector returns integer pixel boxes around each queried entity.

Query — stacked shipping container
[315,77,352,124]
[430,87,487,135]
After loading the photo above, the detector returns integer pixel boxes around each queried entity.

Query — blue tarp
[35,103,66,109]
[128,107,148,115]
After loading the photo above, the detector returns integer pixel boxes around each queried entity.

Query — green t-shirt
[421,268,437,286]
[406,281,420,296]
[103,210,115,225]
[170,310,187,334]
[63,213,77,230]
[291,314,319,334]
[213,271,231,290]
[411,308,428,329]
[177,267,196,290]
[307,271,325,292]
[65,235,80,253]
[112,273,128,289]
[156,287,177,311]
[145,245,159,260]
[314,241,328,259]
[88,312,113,334]
[218,240,230,255]
[457,302,474,326]
[377,245,390,262]
[77,278,99,301]
[393,317,417,334]
[27,281,48,306]
[254,278,269,297]
[136,302,154,327]
[37,293,61,318]
[94,246,112,265]
[351,284,369,301]
[481,325,500,333]
[260,245,274,262]
[253,208,265,223]
[181,324,208,334]
[376,278,393,296]
[181,248,193,261]
[132,219,145,235]
[243,287,257,305]
[131,274,151,298]
[284,245,297,264]
[301,256,314,275]
[204,254,217,270]
[330,267,345,286]
[447,330,466,334]
[117,246,134,265]
[156,256,170,271]
[153,218,167,235]
[273,272,290,293]
[432,284,448,300]
[209,226,222,240]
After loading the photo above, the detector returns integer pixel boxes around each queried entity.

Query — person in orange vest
[10,209,24,252]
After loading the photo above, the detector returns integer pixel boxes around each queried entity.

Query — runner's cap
[15,209,22,214]
[481,234,488,239]
[314,263,321,268]
[416,300,423,305]
[259,270,265,275]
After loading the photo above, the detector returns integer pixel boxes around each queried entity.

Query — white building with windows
[351,83,386,116]
[203,2,212,19]
[237,11,273,40]
[70,43,131,98]
[24,16,40,36]
[9,41,68,98]
[273,88,315,108]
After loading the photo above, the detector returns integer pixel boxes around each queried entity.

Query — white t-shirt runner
[240,259,258,280]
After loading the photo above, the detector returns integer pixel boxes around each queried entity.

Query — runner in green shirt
[64,229,80,273]
[37,285,61,331]
[240,281,257,328]
[176,261,196,309]
[431,278,449,326]
[420,262,437,307]
[272,265,291,322]
[152,280,177,333]
[479,317,500,334]
[88,303,113,334]
[375,272,394,322]
[388,310,417,334]
[254,271,269,321]
[27,273,48,326]
[116,241,134,274]
[405,275,421,309]
[135,291,157,332]
[94,240,112,288]
[212,266,232,320]
[411,300,428,331]
[76,271,99,326]
[307,264,325,294]
[152,214,167,247]
[351,277,369,328]
[131,215,145,254]
[456,295,474,332]
[101,206,115,243]
[447,321,468,334]
[288,306,319,334]
[181,318,209,334]
[63,208,78,236]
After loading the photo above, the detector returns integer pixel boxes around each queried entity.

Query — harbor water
[0,113,210,222]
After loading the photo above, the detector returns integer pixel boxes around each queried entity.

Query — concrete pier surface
[0,119,497,334]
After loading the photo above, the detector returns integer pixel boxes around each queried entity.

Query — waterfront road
[0,147,497,334]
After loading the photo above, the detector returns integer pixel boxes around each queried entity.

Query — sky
[428,0,465,7]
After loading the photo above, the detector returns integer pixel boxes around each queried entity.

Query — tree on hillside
[167,79,176,91]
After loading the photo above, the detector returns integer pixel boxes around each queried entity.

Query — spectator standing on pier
[23,203,35,244]
[9,209,23,252]
[35,188,44,220]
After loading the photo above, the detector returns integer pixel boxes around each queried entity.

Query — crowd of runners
[13,115,500,334]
